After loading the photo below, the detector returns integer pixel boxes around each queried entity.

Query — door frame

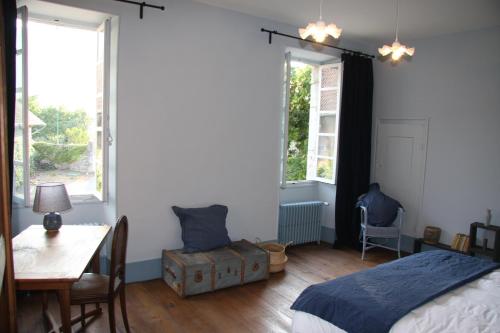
[0,1,18,331]
[373,118,430,237]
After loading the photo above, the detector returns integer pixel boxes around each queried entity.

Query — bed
[291,250,500,333]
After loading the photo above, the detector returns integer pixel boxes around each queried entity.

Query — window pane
[318,136,334,157]
[320,90,338,111]
[319,114,336,134]
[16,54,23,89]
[28,20,101,198]
[95,28,105,197]
[321,66,339,88]
[14,87,24,198]
[15,11,27,201]
[286,61,312,182]
[16,17,24,51]
[317,158,333,179]
[13,164,24,198]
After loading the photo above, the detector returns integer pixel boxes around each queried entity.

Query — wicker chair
[360,206,404,260]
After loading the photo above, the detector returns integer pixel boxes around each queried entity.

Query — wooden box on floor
[162,240,269,297]
[229,239,270,283]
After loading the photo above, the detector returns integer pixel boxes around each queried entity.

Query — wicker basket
[258,241,291,273]
[423,226,441,244]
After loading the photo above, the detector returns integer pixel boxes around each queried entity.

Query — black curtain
[334,53,373,248]
[2,0,17,194]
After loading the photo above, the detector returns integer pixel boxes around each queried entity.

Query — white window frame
[15,6,30,207]
[280,52,292,186]
[281,56,342,187]
[97,19,112,203]
[14,7,112,207]
[307,63,342,184]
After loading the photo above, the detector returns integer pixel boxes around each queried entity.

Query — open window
[281,52,342,186]
[14,2,113,206]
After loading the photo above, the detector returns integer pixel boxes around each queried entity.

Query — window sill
[12,194,105,209]
[280,180,318,189]
[71,195,105,205]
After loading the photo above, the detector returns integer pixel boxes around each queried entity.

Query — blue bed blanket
[291,250,500,333]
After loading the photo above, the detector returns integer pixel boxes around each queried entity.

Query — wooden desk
[13,225,111,333]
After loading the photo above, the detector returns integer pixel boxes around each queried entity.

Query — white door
[374,119,428,237]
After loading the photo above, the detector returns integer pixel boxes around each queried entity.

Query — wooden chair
[69,215,130,333]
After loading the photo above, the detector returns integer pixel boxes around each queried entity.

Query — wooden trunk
[162,240,269,297]
[204,247,242,290]
[162,250,212,297]
[229,239,270,283]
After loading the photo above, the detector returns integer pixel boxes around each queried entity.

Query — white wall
[280,184,318,203]
[372,27,500,245]
[279,183,336,231]
[317,183,336,230]
[14,0,371,263]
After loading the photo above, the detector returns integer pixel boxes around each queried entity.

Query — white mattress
[292,269,500,333]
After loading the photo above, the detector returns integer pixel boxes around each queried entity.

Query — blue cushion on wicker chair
[356,183,402,227]
[172,205,231,253]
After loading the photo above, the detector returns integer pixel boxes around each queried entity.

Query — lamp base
[43,212,62,231]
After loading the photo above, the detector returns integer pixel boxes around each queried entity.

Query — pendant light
[379,0,414,61]
[299,0,342,43]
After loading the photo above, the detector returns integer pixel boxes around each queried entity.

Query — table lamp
[33,183,72,231]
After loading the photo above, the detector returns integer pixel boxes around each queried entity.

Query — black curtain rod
[261,28,375,59]
[113,0,165,19]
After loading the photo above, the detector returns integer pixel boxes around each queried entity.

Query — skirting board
[369,234,415,254]
[321,227,415,253]
[99,256,161,283]
[321,226,336,244]
[116,233,339,283]
[99,233,417,283]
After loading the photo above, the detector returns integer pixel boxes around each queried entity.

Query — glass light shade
[378,45,392,56]
[33,183,72,213]
[378,40,415,61]
[299,20,342,42]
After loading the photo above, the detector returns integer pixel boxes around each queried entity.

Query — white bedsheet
[292,269,500,333]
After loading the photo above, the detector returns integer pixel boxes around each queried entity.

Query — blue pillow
[172,204,231,253]
[356,183,402,227]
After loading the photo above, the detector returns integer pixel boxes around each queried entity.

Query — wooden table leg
[91,250,102,311]
[41,291,58,333]
[57,288,73,333]
[42,291,49,312]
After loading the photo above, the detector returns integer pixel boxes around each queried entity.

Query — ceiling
[19,0,109,28]
[194,0,500,43]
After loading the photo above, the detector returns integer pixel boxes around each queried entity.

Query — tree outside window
[286,64,312,182]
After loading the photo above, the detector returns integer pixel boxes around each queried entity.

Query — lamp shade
[33,183,72,213]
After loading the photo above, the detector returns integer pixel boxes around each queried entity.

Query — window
[281,52,342,185]
[14,5,111,206]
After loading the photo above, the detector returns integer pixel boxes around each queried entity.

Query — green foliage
[286,65,312,181]
[65,127,89,144]
[32,142,88,166]
[30,97,89,144]
[96,167,103,193]
[14,165,24,193]
[317,163,333,179]
[29,97,90,167]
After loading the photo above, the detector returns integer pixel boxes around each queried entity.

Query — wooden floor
[17,244,396,333]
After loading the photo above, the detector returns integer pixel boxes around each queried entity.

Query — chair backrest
[360,206,404,229]
[108,215,128,295]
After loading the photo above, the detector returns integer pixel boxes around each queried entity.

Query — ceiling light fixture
[379,0,415,61]
[299,0,342,43]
